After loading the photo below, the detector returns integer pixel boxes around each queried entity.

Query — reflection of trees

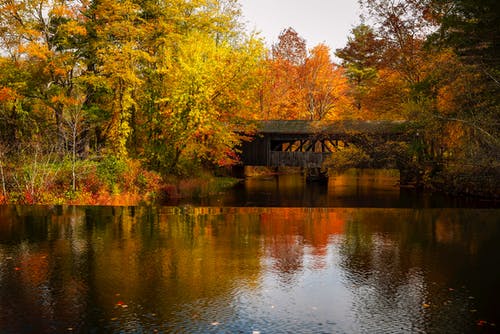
[0,206,268,332]
[338,208,500,333]
[1,206,498,332]
[0,205,91,333]
[260,208,346,283]
[0,206,349,331]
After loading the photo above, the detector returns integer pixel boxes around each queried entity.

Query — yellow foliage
[61,21,87,36]
[20,42,50,60]
[50,5,73,17]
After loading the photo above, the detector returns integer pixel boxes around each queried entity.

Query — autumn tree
[426,0,500,175]
[256,27,308,119]
[359,0,433,86]
[0,0,88,150]
[357,0,499,195]
[260,28,352,120]
[129,0,265,174]
[302,44,351,120]
[272,27,307,66]
[152,33,263,174]
[0,0,268,202]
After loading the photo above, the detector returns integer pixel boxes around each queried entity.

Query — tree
[256,28,308,120]
[358,0,499,195]
[150,31,264,174]
[82,0,149,157]
[336,24,385,114]
[60,89,88,192]
[429,0,500,71]
[302,44,352,120]
[0,0,87,150]
[260,29,353,121]
[359,0,433,85]
[272,27,307,66]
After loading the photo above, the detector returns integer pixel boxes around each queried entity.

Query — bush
[96,155,127,192]
[323,146,371,172]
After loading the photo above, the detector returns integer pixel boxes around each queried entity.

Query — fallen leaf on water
[422,303,431,308]
[110,318,118,321]
[477,320,487,326]
[14,267,21,271]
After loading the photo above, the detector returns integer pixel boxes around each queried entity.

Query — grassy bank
[0,156,239,206]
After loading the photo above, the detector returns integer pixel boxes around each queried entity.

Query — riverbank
[0,156,240,206]
[0,155,497,206]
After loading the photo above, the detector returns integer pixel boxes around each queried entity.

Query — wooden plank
[269,152,331,168]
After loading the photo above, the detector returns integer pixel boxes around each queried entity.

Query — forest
[0,0,498,204]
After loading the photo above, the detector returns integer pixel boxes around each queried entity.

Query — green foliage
[96,156,128,192]
[323,146,372,172]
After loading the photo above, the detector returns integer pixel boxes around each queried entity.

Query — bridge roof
[255,120,410,135]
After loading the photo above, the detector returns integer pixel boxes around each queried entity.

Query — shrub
[96,155,127,192]
[323,146,372,172]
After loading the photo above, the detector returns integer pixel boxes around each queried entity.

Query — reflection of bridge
[240,120,411,169]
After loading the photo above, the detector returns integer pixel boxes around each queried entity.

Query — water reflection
[173,169,495,208]
[0,206,499,333]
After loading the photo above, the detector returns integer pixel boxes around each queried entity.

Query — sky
[239,0,362,53]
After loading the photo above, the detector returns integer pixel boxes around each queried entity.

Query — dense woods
[0,0,498,204]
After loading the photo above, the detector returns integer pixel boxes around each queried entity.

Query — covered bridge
[240,120,410,168]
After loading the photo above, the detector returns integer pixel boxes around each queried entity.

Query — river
[0,170,499,333]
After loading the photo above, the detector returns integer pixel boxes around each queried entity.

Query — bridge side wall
[270,152,331,168]
[241,135,270,166]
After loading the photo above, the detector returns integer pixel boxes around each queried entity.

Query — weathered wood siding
[270,152,331,168]
[241,135,270,166]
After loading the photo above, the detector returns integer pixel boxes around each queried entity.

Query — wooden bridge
[240,120,411,169]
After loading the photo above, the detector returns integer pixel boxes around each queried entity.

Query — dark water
[172,170,496,208]
[0,172,499,333]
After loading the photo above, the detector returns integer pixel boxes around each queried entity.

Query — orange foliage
[258,57,304,119]
[359,69,408,120]
[0,87,16,102]
[259,42,353,120]
[20,42,50,61]
[302,44,353,120]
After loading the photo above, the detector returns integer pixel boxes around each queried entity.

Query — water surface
[1,170,498,333]
[172,170,494,208]
[0,204,499,333]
